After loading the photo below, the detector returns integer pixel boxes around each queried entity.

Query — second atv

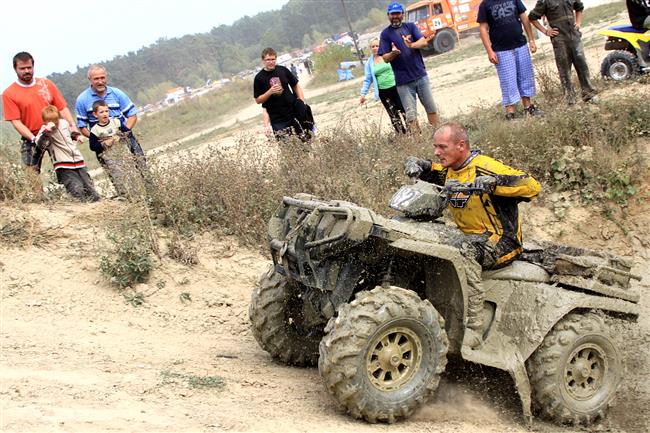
[599,23,650,80]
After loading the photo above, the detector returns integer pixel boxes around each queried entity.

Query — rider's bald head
[434,122,469,148]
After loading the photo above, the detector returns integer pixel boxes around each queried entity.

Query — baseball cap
[387,2,404,14]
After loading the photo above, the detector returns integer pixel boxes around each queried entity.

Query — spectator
[478,0,543,120]
[359,38,407,133]
[290,63,299,77]
[379,2,439,132]
[2,52,81,174]
[253,47,313,141]
[75,65,148,173]
[303,58,313,76]
[35,106,100,202]
[528,0,597,105]
[88,100,134,198]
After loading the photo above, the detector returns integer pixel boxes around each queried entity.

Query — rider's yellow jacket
[422,151,541,266]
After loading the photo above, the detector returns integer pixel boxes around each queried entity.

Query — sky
[0,0,288,90]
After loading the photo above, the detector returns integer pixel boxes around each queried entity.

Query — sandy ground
[1,192,648,433]
[2,6,650,433]
[0,202,650,433]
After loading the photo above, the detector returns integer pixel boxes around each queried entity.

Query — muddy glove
[472,175,497,194]
[404,156,432,178]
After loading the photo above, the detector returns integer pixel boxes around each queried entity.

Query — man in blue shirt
[75,65,147,169]
[378,2,439,132]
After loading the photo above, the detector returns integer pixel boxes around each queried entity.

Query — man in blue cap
[379,2,439,132]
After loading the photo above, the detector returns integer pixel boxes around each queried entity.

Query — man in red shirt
[2,52,80,171]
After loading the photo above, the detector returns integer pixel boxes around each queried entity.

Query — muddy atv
[249,181,641,425]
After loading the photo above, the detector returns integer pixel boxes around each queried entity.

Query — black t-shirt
[253,65,298,124]
[477,0,528,52]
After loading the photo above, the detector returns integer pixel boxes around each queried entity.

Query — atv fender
[462,281,639,424]
[389,237,471,327]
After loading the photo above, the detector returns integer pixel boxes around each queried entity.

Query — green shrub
[458,93,649,203]
[147,123,430,245]
[99,209,154,288]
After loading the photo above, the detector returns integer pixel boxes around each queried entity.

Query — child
[88,100,135,197]
[35,105,100,202]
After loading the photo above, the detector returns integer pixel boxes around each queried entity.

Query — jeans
[396,75,437,122]
[20,138,45,172]
[271,118,311,143]
[97,132,149,198]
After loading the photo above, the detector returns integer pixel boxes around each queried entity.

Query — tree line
[49,0,388,106]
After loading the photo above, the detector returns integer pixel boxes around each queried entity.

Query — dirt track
[1,199,649,433]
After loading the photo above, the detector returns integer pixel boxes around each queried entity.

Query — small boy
[35,105,100,202]
[88,100,134,197]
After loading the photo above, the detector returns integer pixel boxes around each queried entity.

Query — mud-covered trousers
[450,234,520,330]
[551,34,596,103]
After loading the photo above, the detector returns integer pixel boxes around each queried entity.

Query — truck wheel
[600,51,639,81]
[433,29,456,54]
[527,312,621,425]
[318,286,448,423]
[249,265,320,366]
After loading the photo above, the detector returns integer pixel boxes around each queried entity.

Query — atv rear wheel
[318,286,448,423]
[600,51,639,81]
[249,265,320,366]
[527,312,621,425]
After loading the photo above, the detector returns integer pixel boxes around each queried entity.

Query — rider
[627,0,650,30]
[405,122,541,347]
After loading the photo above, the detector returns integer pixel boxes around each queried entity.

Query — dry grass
[145,79,649,246]
[0,215,63,248]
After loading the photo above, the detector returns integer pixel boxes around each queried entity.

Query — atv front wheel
[527,312,621,425]
[249,265,320,366]
[600,51,639,81]
[318,286,448,423]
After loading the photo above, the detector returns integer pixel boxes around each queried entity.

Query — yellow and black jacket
[421,151,541,266]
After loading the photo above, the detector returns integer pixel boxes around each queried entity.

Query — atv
[599,23,650,80]
[249,180,641,425]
